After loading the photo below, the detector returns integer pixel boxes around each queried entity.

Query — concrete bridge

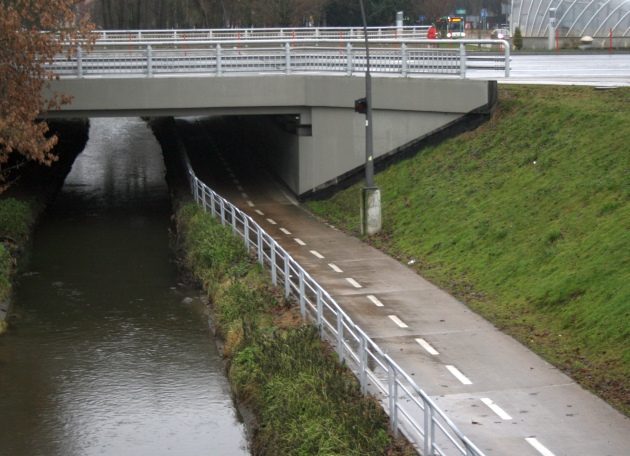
[45,32,506,196]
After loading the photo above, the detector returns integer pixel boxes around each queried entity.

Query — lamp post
[358,0,382,235]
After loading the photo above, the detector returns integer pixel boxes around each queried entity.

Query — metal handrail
[183,153,486,456]
[49,39,511,79]
[92,26,431,42]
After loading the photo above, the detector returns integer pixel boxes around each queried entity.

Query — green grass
[175,202,413,455]
[307,85,630,415]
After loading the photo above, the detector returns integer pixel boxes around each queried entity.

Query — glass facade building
[510,0,630,37]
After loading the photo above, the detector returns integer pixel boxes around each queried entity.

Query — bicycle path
[179,119,630,456]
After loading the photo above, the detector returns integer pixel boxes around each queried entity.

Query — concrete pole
[359,0,382,235]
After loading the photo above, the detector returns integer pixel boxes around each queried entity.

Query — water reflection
[0,118,248,455]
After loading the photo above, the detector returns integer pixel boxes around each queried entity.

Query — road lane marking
[415,338,439,355]
[241,192,249,199]
[294,238,306,246]
[445,365,473,385]
[310,250,324,259]
[236,185,244,191]
[388,315,408,328]
[232,179,239,184]
[328,263,343,273]
[345,278,362,288]
[254,209,264,216]
[367,295,384,307]
[279,228,291,235]
[246,201,255,207]
[525,438,556,456]
[266,218,277,225]
[481,398,512,420]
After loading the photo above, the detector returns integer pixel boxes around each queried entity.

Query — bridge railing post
[146,45,153,77]
[346,42,353,75]
[285,42,291,74]
[387,361,399,436]
[401,43,408,76]
[216,44,222,76]
[459,42,467,78]
[423,399,435,455]
[76,46,83,78]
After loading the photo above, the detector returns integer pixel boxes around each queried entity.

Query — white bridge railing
[50,38,510,79]
[93,25,431,42]
[183,153,486,456]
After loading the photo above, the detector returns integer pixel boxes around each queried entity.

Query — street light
[358,0,382,235]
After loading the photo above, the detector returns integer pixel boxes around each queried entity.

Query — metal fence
[183,156,485,456]
[50,39,510,78]
[92,25,430,42]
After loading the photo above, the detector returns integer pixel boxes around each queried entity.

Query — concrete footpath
[180,120,630,456]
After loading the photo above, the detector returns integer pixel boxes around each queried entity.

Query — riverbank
[0,119,89,334]
[306,85,630,415]
[152,119,414,455]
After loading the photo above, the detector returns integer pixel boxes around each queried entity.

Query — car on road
[491,28,511,40]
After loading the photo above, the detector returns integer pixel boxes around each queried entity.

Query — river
[0,118,249,455]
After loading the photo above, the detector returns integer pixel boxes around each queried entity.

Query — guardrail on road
[183,154,486,456]
[50,39,510,78]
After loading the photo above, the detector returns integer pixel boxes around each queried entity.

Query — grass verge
[175,202,414,455]
[306,85,630,415]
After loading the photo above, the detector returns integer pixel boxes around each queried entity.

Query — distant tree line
[87,0,505,29]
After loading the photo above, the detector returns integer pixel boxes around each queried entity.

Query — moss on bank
[0,119,89,335]
[306,85,630,415]
[175,202,414,455]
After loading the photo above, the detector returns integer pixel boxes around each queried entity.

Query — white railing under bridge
[50,38,511,79]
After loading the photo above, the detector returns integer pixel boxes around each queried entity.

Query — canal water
[0,118,249,455]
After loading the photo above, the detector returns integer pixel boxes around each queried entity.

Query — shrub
[513,27,523,50]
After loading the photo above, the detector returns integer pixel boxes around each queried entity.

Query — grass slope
[307,85,630,415]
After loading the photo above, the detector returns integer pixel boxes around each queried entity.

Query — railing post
[459,42,466,78]
[243,216,250,249]
[146,45,153,77]
[285,42,291,74]
[271,244,277,285]
[257,228,264,265]
[504,41,511,77]
[299,269,306,318]
[423,399,435,456]
[316,288,323,335]
[216,44,222,76]
[388,361,399,436]
[284,253,291,298]
[346,42,353,75]
[76,46,83,78]
[359,334,368,394]
[231,206,237,234]
[220,199,226,225]
[401,43,408,76]
[336,312,345,363]
[201,185,206,211]
[211,193,217,217]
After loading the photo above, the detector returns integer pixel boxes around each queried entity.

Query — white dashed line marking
[294,238,306,246]
[247,201,255,207]
[388,315,408,328]
[236,185,244,191]
[279,228,291,235]
[367,295,384,307]
[241,192,249,199]
[254,209,264,216]
[445,365,473,385]
[328,263,343,273]
[525,438,556,456]
[345,278,362,288]
[481,398,512,420]
[310,250,324,259]
[266,218,277,225]
[232,179,239,185]
[415,338,439,355]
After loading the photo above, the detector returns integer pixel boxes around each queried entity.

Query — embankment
[0,119,89,334]
[307,85,630,415]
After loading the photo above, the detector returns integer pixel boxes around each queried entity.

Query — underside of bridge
[46,75,497,197]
